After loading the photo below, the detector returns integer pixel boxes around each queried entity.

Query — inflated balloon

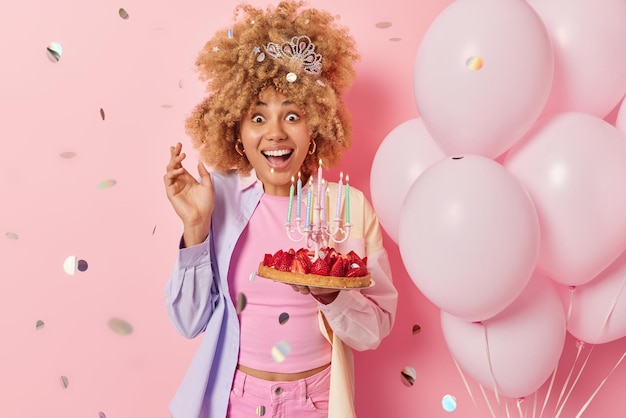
[504,112,626,286]
[528,0,626,119]
[561,249,626,344]
[370,118,446,243]
[398,155,540,321]
[413,0,553,158]
[441,271,567,398]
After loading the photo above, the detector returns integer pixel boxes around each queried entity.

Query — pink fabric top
[228,192,332,373]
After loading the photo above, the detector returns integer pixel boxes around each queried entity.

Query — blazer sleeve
[318,185,398,351]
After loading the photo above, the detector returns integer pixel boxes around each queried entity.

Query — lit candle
[321,179,327,222]
[335,172,343,220]
[305,177,313,228]
[345,175,350,224]
[287,176,294,223]
[296,172,302,219]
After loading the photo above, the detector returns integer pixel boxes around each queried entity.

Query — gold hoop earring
[235,139,245,156]
[308,139,317,155]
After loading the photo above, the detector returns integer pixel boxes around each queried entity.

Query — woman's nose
[264,119,287,141]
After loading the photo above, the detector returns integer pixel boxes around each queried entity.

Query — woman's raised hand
[164,142,214,246]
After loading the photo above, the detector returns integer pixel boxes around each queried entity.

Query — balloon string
[596,277,626,341]
[552,340,584,414]
[566,286,575,322]
[452,355,477,407]
[505,399,511,418]
[479,384,497,418]
[539,361,560,418]
[482,323,502,410]
[516,398,524,418]
[554,344,595,418]
[539,285,575,417]
[532,391,538,418]
[575,350,626,418]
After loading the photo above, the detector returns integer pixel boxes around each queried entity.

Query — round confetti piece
[119,8,129,19]
[59,151,76,159]
[5,232,18,240]
[36,320,45,330]
[46,42,62,62]
[98,179,117,189]
[466,56,484,71]
[100,108,105,120]
[375,21,392,29]
[286,72,297,83]
[256,405,266,416]
[99,412,107,418]
[271,341,291,363]
[63,255,78,275]
[77,259,88,272]
[108,318,133,335]
[60,375,69,388]
[278,312,289,325]
[236,293,247,314]
[401,366,416,387]
[412,324,421,335]
[442,394,457,412]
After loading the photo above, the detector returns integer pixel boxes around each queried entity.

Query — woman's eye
[286,113,300,122]
[251,115,265,123]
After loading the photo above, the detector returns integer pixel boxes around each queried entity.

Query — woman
[163,2,398,417]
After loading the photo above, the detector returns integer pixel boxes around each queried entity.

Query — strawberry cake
[257,247,372,289]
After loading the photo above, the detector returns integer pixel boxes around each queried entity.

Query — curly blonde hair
[185,0,359,177]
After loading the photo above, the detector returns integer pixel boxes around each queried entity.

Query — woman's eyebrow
[254,100,295,107]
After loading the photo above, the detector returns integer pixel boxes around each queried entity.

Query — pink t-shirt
[228,192,332,373]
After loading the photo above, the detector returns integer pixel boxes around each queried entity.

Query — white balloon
[399,155,540,321]
[528,0,626,118]
[414,0,553,158]
[370,118,446,243]
[442,271,566,398]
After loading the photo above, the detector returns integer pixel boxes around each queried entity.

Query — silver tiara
[264,35,322,75]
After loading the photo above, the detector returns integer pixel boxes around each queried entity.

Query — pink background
[1,0,625,417]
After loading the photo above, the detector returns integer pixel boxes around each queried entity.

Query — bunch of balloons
[370,0,626,399]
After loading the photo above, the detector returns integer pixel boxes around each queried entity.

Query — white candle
[296,172,302,219]
[305,177,313,228]
[345,175,350,224]
[317,159,323,207]
[335,172,343,219]
[321,180,327,222]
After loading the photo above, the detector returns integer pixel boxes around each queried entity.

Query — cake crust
[258,263,372,289]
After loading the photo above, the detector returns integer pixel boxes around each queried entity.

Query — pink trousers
[227,366,331,418]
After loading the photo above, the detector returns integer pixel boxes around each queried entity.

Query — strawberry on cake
[257,247,372,289]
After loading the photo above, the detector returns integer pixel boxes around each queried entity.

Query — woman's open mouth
[262,149,294,169]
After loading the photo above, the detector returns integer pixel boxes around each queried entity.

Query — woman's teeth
[263,149,292,157]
